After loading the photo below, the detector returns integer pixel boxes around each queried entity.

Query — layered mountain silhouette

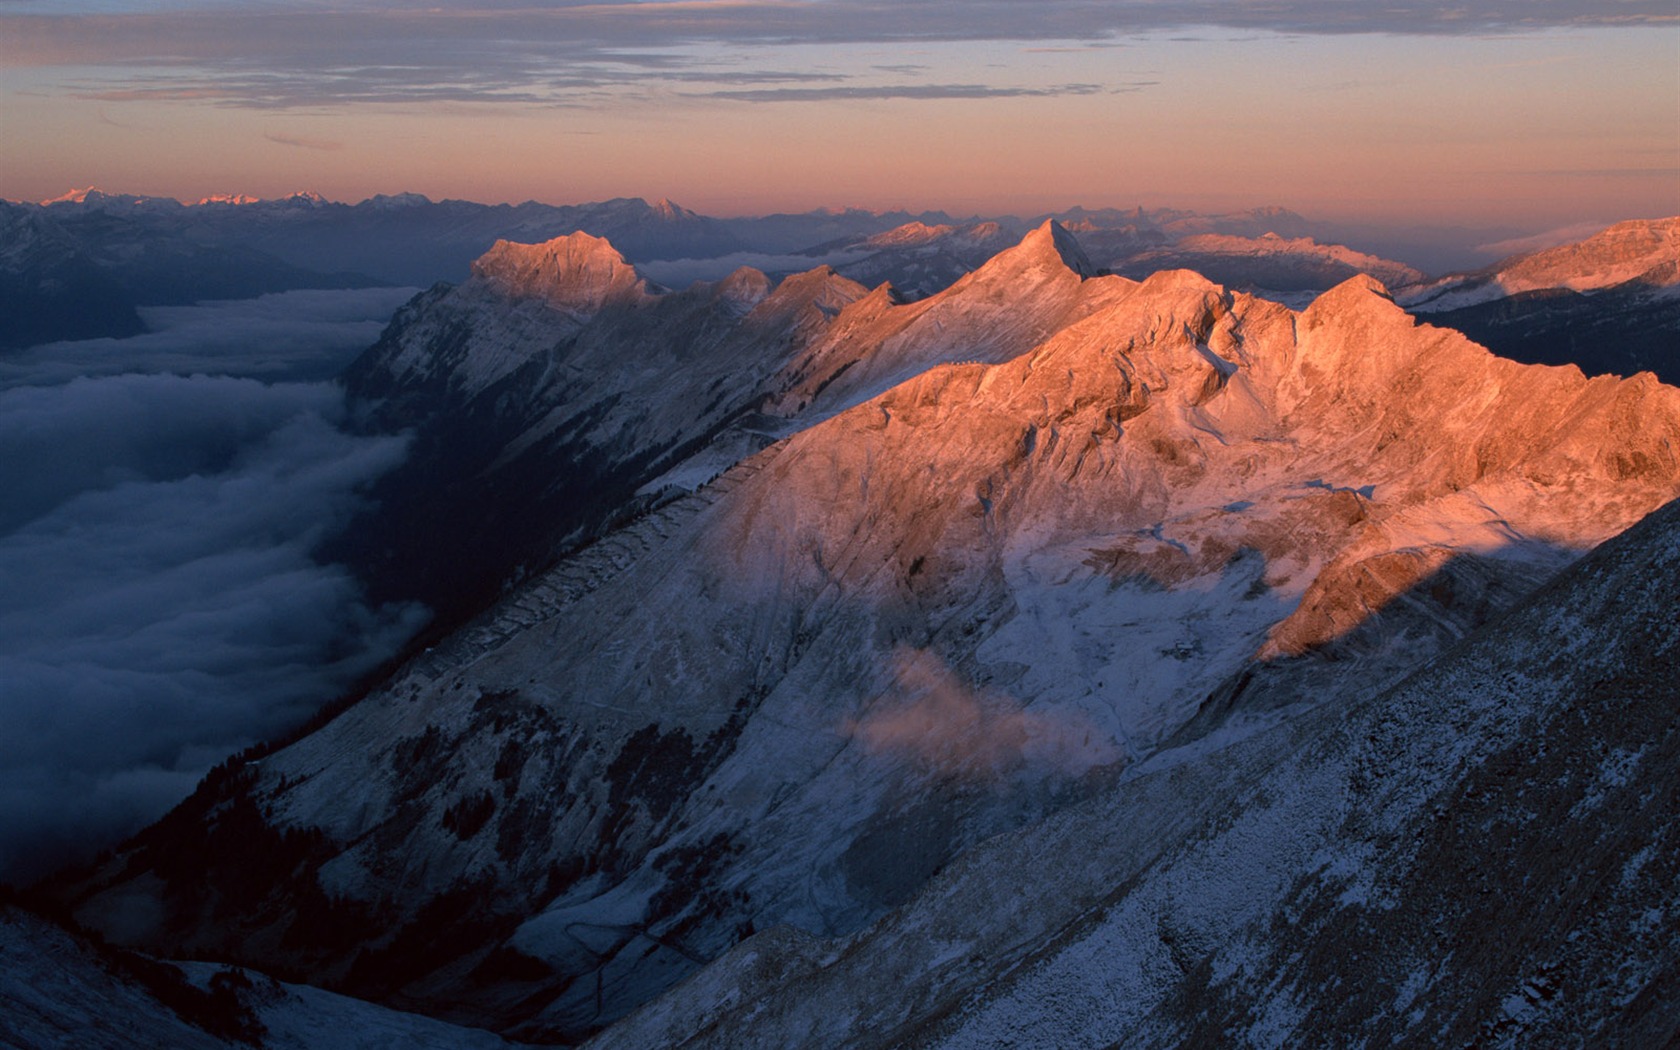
[0,197,381,350]
[44,221,1680,1045]
[13,187,1676,390]
[1402,217,1680,383]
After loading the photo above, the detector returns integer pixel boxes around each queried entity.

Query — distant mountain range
[7,190,1674,386]
[31,218,1680,1046]
[1401,217,1680,384]
[0,196,381,350]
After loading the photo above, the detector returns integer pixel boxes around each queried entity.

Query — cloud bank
[0,288,428,885]
[6,1,1672,109]
[0,287,419,389]
[0,374,426,884]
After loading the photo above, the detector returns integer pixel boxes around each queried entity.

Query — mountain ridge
[1396,216,1679,383]
[1404,216,1680,312]
[55,222,1680,1042]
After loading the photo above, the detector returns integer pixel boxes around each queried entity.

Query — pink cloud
[844,647,1122,779]
[265,132,344,152]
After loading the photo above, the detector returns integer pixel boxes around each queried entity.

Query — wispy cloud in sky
[4,1,1675,109]
[4,1,1676,225]
[265,132,344,151]
[697,82,1126,104]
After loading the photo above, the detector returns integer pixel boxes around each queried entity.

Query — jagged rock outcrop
[330,221,1122,629]
[470,233,653,316]
[330,234,869,626]
[60,224,1680,1043]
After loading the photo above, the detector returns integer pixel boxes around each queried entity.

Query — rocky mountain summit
[53,222,1680,1044]
[330,222,1125,629]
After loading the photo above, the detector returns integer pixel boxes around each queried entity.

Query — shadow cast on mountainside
[580,499,1680,1050]
[43,519,1591,1045]
[1421,284,1680,386]
[1161,541,1583,753]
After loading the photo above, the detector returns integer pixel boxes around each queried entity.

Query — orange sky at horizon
[3,14,1676,232]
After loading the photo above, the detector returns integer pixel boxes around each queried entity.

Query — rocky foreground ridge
[49,222,1680,1045]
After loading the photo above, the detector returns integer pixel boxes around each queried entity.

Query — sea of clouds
[0,289,427,883]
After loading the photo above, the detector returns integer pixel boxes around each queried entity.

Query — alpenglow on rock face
[328,221,1125,629]
[56,223,1680,1045]
[469,232,653,315]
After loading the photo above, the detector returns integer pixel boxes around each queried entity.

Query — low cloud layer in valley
[0,287,418,389]
[0,292,424,884]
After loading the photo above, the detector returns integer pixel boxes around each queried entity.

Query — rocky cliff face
[58,224,1680,1044]
[331,232,867,626]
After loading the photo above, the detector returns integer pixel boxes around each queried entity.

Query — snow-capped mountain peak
[40,186,100,206]
[864,221,957,249]
[932,219,1098,296]
[649,197,696,221]
[37,188,182,214]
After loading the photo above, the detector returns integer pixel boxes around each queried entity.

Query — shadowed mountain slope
[1402,217,1680,384]
[593,494,1680,1050]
